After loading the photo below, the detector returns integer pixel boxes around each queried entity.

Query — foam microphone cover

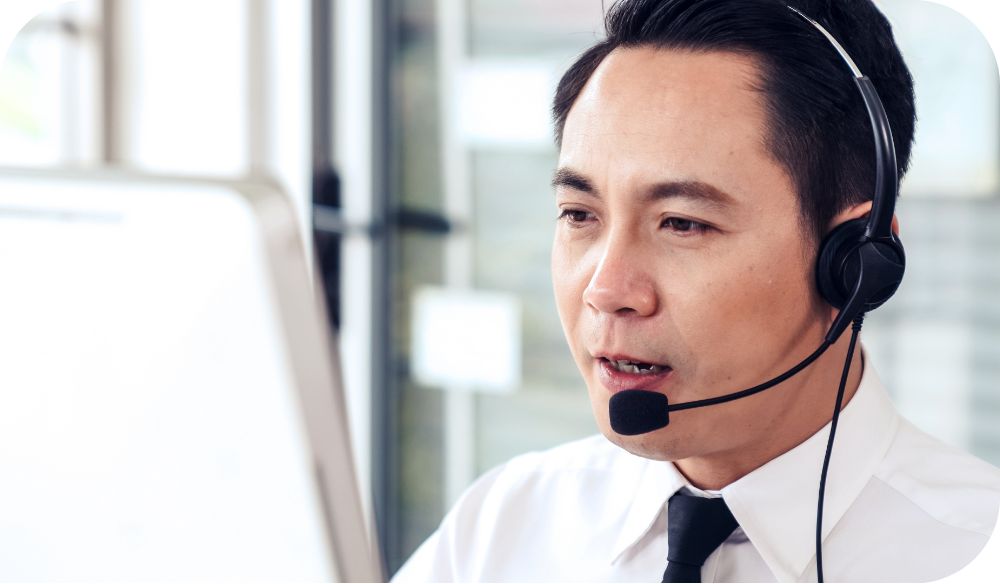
[609,390,670,435]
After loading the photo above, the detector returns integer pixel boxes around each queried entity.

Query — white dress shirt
[393,357,1000,582]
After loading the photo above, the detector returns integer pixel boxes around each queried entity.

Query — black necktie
[661,491,739,583]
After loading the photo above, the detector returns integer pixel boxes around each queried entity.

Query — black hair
[551,0,916,241]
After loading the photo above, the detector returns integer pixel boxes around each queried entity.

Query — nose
[582,232,658,317]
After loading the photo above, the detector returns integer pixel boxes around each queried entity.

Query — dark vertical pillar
[370,0,401,575]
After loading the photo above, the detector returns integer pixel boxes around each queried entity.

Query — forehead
[559,47,783,196]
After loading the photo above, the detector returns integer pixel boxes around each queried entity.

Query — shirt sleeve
[390,464,508,583]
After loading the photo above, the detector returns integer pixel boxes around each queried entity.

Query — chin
[597,419,688,462]
[589,386,690,461]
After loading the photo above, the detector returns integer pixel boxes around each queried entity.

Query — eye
[661,216,710,235]
[558,208,594,226]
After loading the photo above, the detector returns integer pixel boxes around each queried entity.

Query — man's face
[552,48,831,463]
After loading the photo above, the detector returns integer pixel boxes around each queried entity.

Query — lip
[594,354,674,394]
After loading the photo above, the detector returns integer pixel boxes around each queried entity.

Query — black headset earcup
[816,217,906,311]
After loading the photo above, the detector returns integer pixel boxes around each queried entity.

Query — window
[0,1,101,166]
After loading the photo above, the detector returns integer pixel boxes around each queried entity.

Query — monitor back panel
[0,172,376,581]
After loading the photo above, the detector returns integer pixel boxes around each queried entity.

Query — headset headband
[787,5,899,241]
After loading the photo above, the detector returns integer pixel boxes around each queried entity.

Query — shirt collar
[610,450,687,563]
[609,348,901,580]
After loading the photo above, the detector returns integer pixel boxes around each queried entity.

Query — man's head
[549,0,916,473]
[553,0,916,242]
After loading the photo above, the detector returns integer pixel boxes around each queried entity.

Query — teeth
[609,359,665,375]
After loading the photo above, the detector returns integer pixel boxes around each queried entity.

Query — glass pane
[880,0,999,197]
[861,1,1000,461]
[468,0,605,58]
[0,1,100,166]
[381,0,448,569]
[469,149,594,474]
[120,0,248,175]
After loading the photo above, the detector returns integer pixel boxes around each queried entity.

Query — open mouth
[600,357,669,375]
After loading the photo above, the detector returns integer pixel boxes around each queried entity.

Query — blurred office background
[1,0,997,576]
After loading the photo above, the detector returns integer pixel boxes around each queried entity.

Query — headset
[608,5,906,582]
[792,8,905,581]
[795,6,906,342]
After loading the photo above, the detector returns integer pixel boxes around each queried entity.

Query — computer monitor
[0,169,382,582]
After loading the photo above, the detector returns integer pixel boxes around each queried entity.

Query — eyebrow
[551,167,737,212]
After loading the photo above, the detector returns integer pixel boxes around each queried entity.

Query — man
[394,0,1000,581]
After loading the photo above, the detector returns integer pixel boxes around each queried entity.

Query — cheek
[550,236,590,324]
[743,243,817,315]
[550,241,572,321]
[662,243,815,348]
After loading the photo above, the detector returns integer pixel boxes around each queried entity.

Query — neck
[674,331,865,491]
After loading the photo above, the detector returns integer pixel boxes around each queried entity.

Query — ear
[820,200,903,322]
[828,200,900,237]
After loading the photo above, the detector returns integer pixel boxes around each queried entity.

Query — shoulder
[455,434,647,521]
[392,434,646,582]
[830,419,1000,580]
[875,417,1000,536]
